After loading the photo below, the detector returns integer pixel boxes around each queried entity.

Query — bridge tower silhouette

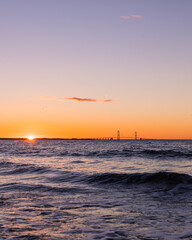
[117,130,120,140]
[135,131,137,140]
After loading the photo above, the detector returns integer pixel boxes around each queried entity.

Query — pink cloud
[65,97,97,102]
[35,96,115,103]
[102,99,113,102]
[120,15,143,19]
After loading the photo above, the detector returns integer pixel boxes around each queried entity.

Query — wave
[0,182,88,194]
[58,149,192,159]
[141,149,192,158]
[70,149,192,158]
[86,171,192,186]
[0,161,13,167]
[0,161,50,175]
[1,146,191,159]
[7,165,49,175]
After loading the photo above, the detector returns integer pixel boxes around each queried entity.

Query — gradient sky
[0,0,192,139]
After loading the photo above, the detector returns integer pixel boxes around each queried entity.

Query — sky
[0,0,192,139]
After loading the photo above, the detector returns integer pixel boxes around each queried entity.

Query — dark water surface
[0,139,192,239]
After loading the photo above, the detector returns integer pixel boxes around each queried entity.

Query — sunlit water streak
[0,139,192,239]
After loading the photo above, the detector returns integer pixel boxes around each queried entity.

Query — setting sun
[27,135,35,140]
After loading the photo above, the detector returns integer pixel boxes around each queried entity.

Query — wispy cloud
[36,96,115,103]
[120,15,143,19]
[65,97,97,102]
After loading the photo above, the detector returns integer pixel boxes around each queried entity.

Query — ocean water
[0,139,192,240]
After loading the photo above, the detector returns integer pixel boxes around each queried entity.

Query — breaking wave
[86,171,192,186]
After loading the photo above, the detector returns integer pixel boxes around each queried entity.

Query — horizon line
[0,137,191,141]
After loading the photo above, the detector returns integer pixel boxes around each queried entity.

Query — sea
[0,139,192,240]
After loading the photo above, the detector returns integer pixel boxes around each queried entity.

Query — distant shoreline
[0,138,191,141]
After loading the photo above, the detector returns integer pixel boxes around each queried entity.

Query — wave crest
[87,171,192,186]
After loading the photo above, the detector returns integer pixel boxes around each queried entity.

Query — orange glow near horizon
[27,135,35,141]
[0,115,191,140]
[0,103,191,140]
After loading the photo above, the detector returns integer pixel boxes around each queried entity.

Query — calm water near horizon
[0,139,192,239]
